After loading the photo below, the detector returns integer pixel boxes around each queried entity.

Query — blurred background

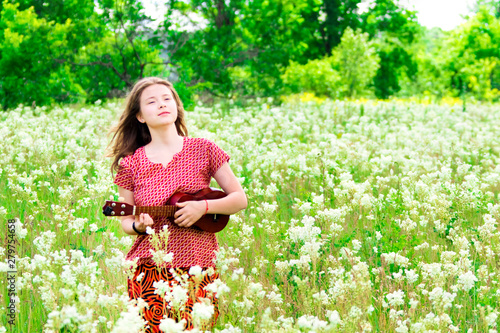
[0,0,498,110]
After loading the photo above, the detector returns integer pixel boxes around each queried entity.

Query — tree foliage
[405,6,500,101]
[282,27,379,98]
[360,0,420,99]
[333,27,380,97]
[0,0,500,109]
[445,7,500,100]
[75,0,167,102]
[0,2,84,108]
[0,0,165,109]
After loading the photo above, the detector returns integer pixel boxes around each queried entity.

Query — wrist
[203,199,209,216]
[132,221,147,235]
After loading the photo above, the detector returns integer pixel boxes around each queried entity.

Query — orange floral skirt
[128,261,220,332]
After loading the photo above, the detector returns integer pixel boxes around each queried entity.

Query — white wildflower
[457,271,478,292]
[189,265,203,277]
[386,290,405,307]
[159,317,186,332]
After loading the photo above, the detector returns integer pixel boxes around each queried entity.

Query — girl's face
[137,84,178,128]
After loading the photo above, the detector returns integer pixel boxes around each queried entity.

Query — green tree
[282,27,379,98]
[403,7,500,101]
[0,0,167,109]
[0,1,85,108]
[474,0,500,18]
[333,27,380,97]
[165,0,318,99]
[13,0,100,52]
[445,6,500,100]
[282,58,342,98]
[402,28,451,99]
[361,0,420,99]
[74,0,167,102]
[320,0,362,54]
[163,0,370,101]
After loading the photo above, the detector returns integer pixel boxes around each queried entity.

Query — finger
[179,219,191,227]
[183,218,197,228]
[176,213,189,225]
[176,201,188,207]
[174,215,184,224]
[140,214,151,227]
[174,209,184,219]
[178,219,189,227]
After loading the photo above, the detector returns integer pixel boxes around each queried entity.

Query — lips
[158,112,170,116]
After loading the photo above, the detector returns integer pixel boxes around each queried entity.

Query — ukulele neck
[135,205,176,217]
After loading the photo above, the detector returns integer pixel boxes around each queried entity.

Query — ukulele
[102,188,229,233]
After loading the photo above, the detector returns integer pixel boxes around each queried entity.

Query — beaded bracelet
[132,221,147,235]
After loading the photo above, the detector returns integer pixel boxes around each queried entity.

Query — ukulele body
[168,188,229,233]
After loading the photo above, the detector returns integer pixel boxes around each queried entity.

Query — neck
[148,124,182,148]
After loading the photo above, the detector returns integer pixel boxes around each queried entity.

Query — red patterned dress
[114,137,230,331]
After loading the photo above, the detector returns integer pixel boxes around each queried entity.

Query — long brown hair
[108,77,188,173]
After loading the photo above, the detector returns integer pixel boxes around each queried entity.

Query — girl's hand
[135,213,154,233]
[174,201,206,228]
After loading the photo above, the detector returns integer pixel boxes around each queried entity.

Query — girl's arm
[174,162,247,227]
[210,162,248,213]
[117,186,154,235]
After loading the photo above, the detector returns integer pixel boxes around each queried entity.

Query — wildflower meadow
[1,99,500,332]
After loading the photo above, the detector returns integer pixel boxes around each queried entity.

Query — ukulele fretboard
[135,205,176,216]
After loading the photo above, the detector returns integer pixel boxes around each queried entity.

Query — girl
[108,77,247,331]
